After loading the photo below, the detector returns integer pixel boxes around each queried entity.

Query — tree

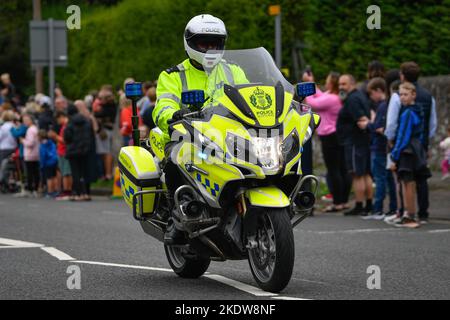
[0,0,32,96]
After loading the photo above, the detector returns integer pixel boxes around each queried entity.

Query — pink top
[440,137,450,158]
[23,125,40,162]
[305,88,342,136]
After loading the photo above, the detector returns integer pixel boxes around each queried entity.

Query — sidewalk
[428,172,450,221]
[428,171,450,191]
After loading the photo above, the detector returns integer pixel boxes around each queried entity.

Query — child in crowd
[364,78,398,220]
[48,111,72,200]
[10,115,28,196]
[39,130,58,198]
[389,82,431,228]
[439,126,450,180]
[20,114,40,197]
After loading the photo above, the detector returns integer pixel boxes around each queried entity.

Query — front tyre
[248,208,295,293]
[164,245,210,278]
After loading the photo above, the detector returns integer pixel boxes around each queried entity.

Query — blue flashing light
[182,90,205,105]
[296,82,316,98]
[125,82,143,99]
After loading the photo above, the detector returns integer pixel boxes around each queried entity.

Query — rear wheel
[164,244,210,278]
[248,208,295,293]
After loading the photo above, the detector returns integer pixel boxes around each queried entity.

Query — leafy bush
[2,0,449,98]
[58,0,450,98]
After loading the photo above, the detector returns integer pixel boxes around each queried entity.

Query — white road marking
[40,247,75,261]
[0,237,44,248]
[75,260,310,299]
[291,277,329,285]
[305,228,402,235]
[213,265,329,286]
[427,229,450,234]
[73,260,174,273]
[0,236,310,299]
[204,274,277,297]
[272,296,311,300]
[0,245,46,249]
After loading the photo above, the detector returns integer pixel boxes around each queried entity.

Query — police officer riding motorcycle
[118,14,321,293]
[153,14,248,245]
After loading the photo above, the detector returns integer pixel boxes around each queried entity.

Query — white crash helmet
[184,14,227,68]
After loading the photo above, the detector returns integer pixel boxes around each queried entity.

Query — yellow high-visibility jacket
[153,58,248,140]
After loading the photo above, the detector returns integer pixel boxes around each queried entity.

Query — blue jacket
[368,100,388,154]
[10,124,27,158]
[39,139,58,169]
[391,104,423,162]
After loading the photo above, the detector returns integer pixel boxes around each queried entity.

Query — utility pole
[48,18,55,107]
[269,5,282,68]
[33,0,44,94]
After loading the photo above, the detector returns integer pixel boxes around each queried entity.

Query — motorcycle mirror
[125,82,143,101]
[296,82,316,99]
[181,90,205,106]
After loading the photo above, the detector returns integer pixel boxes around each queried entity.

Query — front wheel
[164,244,210,278]
[248,208,295,293]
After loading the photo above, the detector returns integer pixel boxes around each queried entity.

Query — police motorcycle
[118,47,320,293]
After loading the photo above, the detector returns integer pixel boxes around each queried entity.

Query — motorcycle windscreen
[204,48,294,128]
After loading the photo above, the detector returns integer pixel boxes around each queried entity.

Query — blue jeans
[371,153,397,213]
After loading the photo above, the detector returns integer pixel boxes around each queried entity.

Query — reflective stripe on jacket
[153,59,247,140]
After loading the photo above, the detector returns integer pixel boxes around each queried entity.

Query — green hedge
[58,0,450,99]
[301,0,450,81]
[2,0,449,98]
[58,0,278,98]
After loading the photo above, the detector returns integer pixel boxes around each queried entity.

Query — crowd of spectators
[0,75,157,201]
[303,60,440,228]
[0,58,447,228]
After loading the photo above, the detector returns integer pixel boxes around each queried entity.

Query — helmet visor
[188,34,226,53]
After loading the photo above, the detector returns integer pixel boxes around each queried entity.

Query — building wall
[419,75,450,169]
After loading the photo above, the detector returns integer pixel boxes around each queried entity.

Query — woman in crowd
[303,71,352,212]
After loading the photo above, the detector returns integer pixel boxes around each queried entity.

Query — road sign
[30,20,67,67]
[29,19,67,106]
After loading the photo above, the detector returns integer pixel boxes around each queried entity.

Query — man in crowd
[336,74,374,216]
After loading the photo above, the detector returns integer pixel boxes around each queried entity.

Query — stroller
[0,150,22,194]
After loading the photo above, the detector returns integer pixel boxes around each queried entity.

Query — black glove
[167,109,190,125]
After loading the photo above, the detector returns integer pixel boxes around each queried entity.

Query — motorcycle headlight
[282,131,300,164]
[225,134,247,159]
[251,136,283,174]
